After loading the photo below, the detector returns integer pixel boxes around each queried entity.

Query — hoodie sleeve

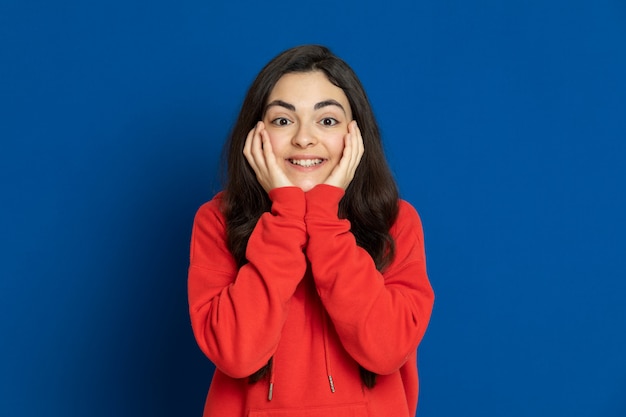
[304,184,434,375]
[188,187,307,378]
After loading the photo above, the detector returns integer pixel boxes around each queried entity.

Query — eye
[271,117,292,126]
[320,117,339,127]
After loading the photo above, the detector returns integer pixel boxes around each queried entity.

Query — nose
[291,124,317,148]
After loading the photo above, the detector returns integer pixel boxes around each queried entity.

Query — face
[263,71,353,192]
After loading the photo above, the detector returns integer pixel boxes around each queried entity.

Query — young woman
[188,45,434,417]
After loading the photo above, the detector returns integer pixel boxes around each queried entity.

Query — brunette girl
[188,45,434,417]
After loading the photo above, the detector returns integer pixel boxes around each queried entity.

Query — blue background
[1,0,625,416]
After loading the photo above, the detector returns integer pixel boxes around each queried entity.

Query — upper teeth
[290,159,322,167]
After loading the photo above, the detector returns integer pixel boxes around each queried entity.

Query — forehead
[268,71,350,111]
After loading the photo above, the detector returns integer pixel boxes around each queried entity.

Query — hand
[243,121,294,192]
[323,121,364,190]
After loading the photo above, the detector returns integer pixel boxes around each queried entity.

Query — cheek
[327,133,346,159]
[266,131,287,154]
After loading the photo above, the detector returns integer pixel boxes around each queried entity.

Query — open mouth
[288,159,324,168]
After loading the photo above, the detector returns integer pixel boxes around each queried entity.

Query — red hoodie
[188,185,434,417]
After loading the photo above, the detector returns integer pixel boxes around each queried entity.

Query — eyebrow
[264,99,346,115]
[265,100,295,112]
[314,100,346,114]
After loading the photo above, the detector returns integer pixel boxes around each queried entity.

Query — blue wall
[2,1,625,416]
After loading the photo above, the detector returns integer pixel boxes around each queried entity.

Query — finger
[260,127,276,165]
[244,122,272,191]
[344,121,359,172]
[345,128,357,170]
[250,122,269,173]
[243,123,259,168]
[353,121,364,163]
[343,121,363,181]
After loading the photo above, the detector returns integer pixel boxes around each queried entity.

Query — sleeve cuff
[305,184,345,220]
[268,186,306,219]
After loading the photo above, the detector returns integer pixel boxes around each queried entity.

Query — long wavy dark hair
[220,45,399,389]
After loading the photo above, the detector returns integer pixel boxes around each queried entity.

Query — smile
[288,159,324,167]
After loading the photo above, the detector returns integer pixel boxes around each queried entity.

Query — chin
[295,181,320,192]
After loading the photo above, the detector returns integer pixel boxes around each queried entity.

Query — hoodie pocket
[248,402,369,417]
